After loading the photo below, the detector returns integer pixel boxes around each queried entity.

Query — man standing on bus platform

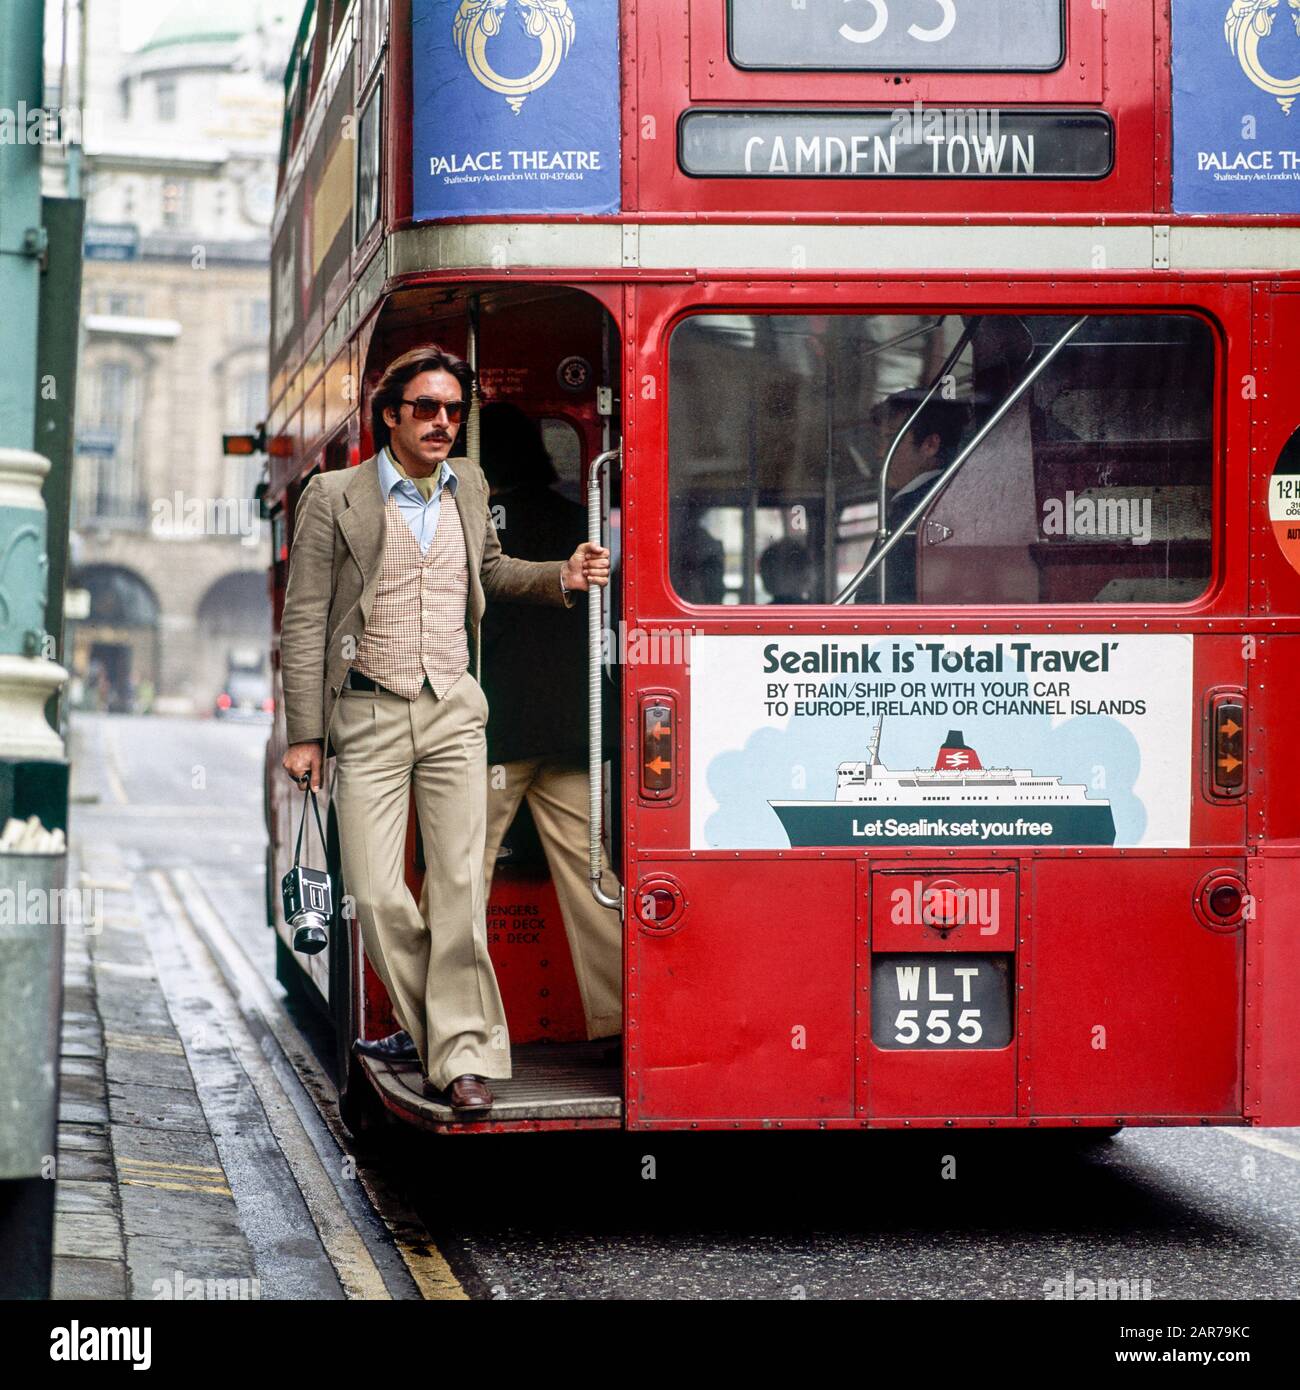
[278,345,610,1118]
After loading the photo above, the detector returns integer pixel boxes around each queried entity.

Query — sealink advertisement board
[690,635,1195,851]
[411,0,620,219]
[1173,0,1300,213]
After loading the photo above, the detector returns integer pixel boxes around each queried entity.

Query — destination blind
[679,108,1113,180]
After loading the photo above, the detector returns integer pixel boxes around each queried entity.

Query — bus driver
[859,391,969,605]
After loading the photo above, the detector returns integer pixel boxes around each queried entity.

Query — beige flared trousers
[332,672,511,1088]
[483,758,623,1040]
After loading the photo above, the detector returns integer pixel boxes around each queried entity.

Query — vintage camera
[281,863,331,955]
[283,782,331,955]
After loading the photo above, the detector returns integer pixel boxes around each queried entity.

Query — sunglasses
[400,396,466,424]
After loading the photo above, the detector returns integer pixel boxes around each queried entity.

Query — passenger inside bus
[758,537,813,604]
[671,504,727,604]
[477,403,623,1044]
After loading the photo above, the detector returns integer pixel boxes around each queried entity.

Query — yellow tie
[389,452,437,501]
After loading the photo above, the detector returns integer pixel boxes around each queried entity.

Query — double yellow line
[117,1155,233,1198]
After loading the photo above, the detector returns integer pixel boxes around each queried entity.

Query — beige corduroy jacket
[280,453,569,752]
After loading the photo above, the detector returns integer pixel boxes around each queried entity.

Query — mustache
[420,431,452,443]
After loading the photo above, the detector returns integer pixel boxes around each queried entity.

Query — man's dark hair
[370,344,474,451]
[479,401,558,491]
[877,389,970,467]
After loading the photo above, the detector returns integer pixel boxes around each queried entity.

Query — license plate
[871,955,1012,1050]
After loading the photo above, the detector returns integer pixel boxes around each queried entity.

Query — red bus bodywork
[263,0,1300,1133]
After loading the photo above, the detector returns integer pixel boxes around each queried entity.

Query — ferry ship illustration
[769,722,1117,848]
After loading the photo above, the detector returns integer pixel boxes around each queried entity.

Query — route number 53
[840,0,958,45]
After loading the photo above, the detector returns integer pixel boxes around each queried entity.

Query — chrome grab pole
[833,316,1089,605]
[465,295,484,679]
[587,448,622,910]
[871,318,982,601]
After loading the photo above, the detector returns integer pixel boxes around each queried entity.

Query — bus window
[359,0,389,80]
[667,312,1215,607]
[307,1,331,105]
[326,0,348,48]
[281,39,305,171]
[355,79,382,244]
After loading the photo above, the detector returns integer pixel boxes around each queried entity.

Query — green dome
[138,0,289,53]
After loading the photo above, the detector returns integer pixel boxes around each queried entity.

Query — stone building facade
[57,0,293,713]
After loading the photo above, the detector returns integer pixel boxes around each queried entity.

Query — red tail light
[216,692,232,709]
[634,875,685,934]
[1196,869,1247,931]
[262,697,275,713]
[1209,883,1242,919]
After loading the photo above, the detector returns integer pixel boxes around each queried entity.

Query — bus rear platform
[357,1041,622,1134]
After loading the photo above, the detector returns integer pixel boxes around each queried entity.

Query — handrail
[834,316,1089,605]
[587,448,622,910]
[870,317,983,598]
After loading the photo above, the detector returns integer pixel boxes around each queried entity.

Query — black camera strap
[292,783,327,869]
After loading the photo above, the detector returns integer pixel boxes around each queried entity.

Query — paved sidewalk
[49,714,431,1302]
[53,832,258,1300]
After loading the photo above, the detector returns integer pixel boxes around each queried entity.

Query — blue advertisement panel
[1172,0,1300,214]
[411,0,621,219]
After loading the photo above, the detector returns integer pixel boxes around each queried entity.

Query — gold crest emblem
[453,0,577,114]
[1225,0,1300,114]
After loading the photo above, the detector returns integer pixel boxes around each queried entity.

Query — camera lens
[290,909,329,955]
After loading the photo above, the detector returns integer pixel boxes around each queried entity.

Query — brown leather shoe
[424,1074,494,1116]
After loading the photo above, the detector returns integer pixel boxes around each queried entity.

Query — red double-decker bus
[262,0,1300,1136]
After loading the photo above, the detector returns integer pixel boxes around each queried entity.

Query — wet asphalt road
[70,711,1300,1302]
[412,1124,1300,1300]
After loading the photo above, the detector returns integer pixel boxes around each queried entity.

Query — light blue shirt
[377,447,459,555]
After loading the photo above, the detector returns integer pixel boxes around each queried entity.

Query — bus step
[359,1040,622,1130]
